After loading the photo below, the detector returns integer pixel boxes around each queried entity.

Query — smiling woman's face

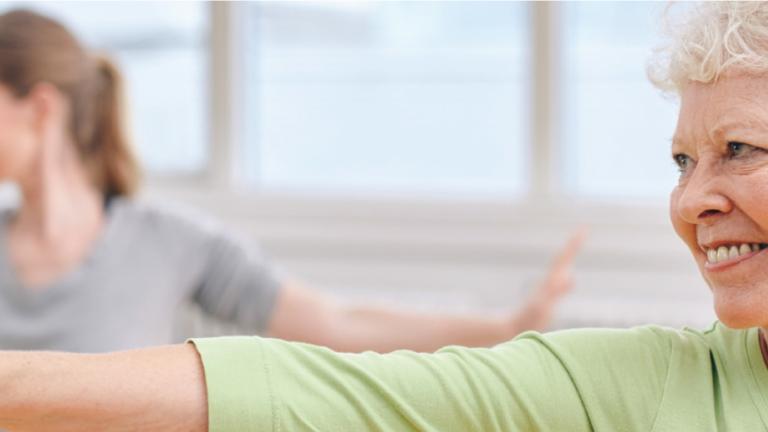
[671,73,768,328]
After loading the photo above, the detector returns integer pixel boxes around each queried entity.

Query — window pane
[244,1,529,196]
[0,1,208,174]
[561,2,679,199]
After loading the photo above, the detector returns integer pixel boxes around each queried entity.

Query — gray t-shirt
[0,199,281,352]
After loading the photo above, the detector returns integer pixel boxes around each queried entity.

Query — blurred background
[0,1,714,335]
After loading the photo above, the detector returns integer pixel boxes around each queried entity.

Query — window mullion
[207,1,248,188]
[529,2,562,200]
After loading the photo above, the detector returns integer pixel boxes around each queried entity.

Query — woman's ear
[24,82,68,132]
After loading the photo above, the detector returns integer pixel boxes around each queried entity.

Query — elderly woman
[0,2,761,431]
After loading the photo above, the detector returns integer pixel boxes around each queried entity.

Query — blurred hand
[509,227,588,334]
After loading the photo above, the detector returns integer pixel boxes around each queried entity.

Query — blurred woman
[0,9,582,354]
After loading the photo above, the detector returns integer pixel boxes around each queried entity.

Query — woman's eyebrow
[670,135,686,153]
[707,117,768,141]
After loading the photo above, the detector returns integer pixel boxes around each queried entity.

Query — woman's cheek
[0,133,33,180]
[738,171,768,229]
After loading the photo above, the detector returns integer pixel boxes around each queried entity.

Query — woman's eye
[673,153,693,173]
[728,141,756,158]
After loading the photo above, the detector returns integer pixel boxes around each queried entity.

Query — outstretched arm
[268,229,587,352]
[0,326,604,432]
[0,345,207,432]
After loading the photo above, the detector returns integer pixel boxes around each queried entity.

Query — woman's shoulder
[505,324,741,429]
[507,325,728,396]
[520,323,741,361]
[512,325,680,367]
[109,197,237,245]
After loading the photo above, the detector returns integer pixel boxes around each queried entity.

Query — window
[0,1,209,174]
[242,1,530,197]
[2,2,682,201]
[560,2,679,199]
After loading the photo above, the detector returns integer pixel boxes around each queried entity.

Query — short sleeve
[540,326,674,431]
[190,334,593,432]
[192,230,282,333]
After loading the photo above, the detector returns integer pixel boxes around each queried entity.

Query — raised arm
[0,345,207,432]
[268,229,587,352]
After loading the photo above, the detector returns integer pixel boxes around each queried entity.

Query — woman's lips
[704,246,767,271]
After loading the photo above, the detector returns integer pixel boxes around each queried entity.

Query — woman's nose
[674,163,732,224]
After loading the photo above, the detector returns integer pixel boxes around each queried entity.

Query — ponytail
[86,55,141,198]
[0,10,141,197]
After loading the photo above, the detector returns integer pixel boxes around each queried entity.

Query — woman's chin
[713,294,768,329]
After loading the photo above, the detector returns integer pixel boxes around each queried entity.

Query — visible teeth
[706,243,763,264]
[729,246,739,259]
[740,243,752,255]
[708,249,717,263]
[717,246,729,262]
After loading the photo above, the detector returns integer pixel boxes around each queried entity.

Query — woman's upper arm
[191,335,592,432]
[193,230,282,332]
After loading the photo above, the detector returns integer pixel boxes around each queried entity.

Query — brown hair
[0,9,140,197]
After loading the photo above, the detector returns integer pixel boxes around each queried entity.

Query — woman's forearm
[326,305,516,352]
[0,344,207,431]
[269,231,584,353]
[269,284,520,353]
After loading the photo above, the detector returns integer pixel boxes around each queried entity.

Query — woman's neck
[7,144,106,288]
[16,170,103,241]
[15,151,104,242]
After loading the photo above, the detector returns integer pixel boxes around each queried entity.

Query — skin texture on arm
[268,230,586,352]
[0,344,207,432]
[269,284,513,352]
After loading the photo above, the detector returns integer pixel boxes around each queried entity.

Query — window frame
[146,2,710,329]
[152,3,557,195]
[151,1,684,219]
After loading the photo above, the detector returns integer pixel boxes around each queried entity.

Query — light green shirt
[191,322,768,431]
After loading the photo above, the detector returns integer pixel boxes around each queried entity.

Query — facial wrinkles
[666,77,768,331]
[673,87,715,159]
[711,107,768,145]
[677,107,768,183]
[696,210,760,242]
[690,155,768,252]
[672,81,745,213]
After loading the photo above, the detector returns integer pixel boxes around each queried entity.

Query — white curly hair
[648,1,768,94]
